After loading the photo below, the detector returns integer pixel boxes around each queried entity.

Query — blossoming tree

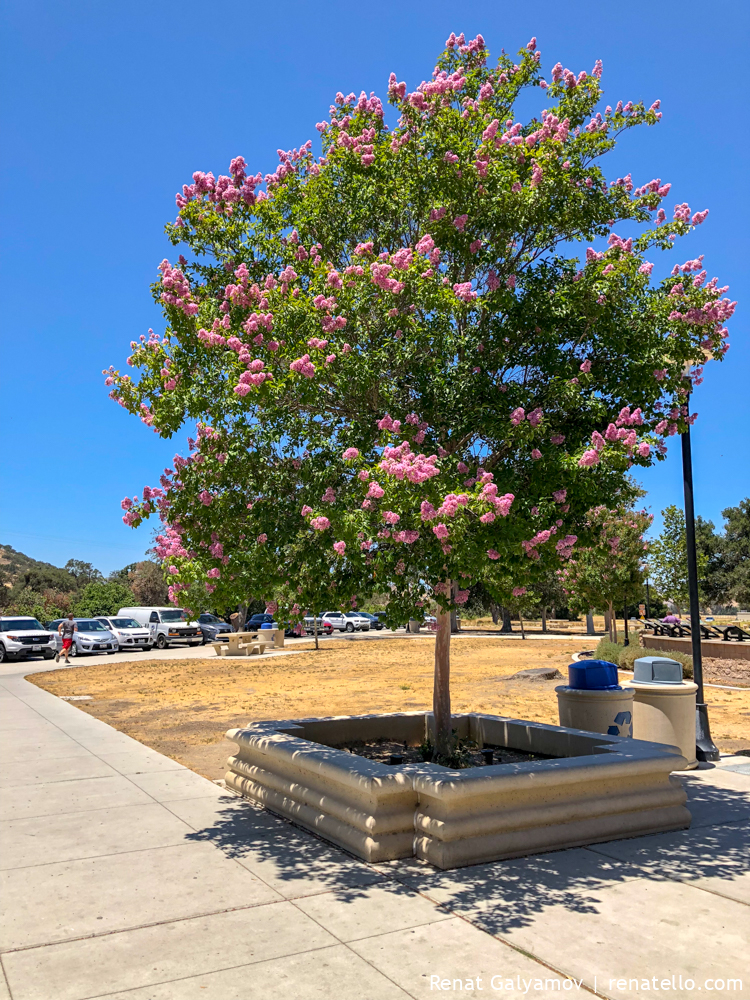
[559,505,652,642]
[110,32,734,757]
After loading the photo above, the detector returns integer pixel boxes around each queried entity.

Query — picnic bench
[211,629,283,657]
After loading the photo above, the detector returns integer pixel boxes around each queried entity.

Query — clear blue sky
[1,0,747,575]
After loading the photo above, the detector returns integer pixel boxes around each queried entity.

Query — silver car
[95,616,153,652]
[48,619,118,657]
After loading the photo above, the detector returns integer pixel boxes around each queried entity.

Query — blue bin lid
[567,659,620,690]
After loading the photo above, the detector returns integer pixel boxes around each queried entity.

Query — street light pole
[681,389,720,762]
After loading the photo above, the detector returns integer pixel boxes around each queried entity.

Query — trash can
[623,656,698,770]
[408,619,421,633]
[556,660,634,737]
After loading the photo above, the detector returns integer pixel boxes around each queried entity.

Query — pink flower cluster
[380,442,440,484]
[310,516,330,531]
[290,354,316,378]
[158,260,198,317]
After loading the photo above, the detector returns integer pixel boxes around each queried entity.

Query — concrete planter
[225,712,690,870]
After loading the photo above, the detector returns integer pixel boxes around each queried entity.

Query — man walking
[56,614,77,664]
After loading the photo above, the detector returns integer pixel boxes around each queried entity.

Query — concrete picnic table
[212,629,284,656]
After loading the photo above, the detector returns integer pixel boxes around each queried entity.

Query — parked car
[302,616,335,635]
[246,613,279,632]
[0,616,57,662]
[197,613,230,645]
[95,616,153,652]
[47,619,118,657]
[343,611,371,632]
[319,611,350,632]
[117,607,203,649]
[356,611,385,630]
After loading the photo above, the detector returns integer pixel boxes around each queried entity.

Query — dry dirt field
[29,635,750,780]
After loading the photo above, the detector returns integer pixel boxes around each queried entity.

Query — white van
[117,607,203,650]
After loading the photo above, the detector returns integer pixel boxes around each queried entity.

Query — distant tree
[695,515,729,607]
[108,563,138,584]
[561,505,651,641]
[64,560,103,586]
[73,581,134,618]
[5,587,67,624]
[649,504,708,612]
[128,561,169,606]
[722,499,750,609]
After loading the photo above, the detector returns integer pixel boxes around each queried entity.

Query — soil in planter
[333,737,556,768]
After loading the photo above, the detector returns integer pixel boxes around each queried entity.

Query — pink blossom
[637,442,651,457]
[580,359,591,373]
[639,262,654,276]
[321,487,337,503]
[527,407,543,427]
[382,511,400,524]
[367,481,385,499]
[343,447,359,460]
[207,567,221,579]
[487,549,500,560]
[415,234,435,254]
[510,407,525,426]
[257,533,268,544]
[578,449,600,467]
[333,540,346,556]
[168,565,179,575]
[453,281,477,302]
[199,490,213,506]
[453,214,468,231]
[506,274,516,290]
[553,489,567,503]
[653,369,666,381]
[531,449,542,460]
[301,505,313,516]
[432,523,449,540]
[550,433,566,446]
[310,516,330,531]
[512,587,527,597]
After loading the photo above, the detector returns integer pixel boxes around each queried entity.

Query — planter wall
[225,712,690,870]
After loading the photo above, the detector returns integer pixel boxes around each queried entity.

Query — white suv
[0,616,57,662]
[343,611,371,632]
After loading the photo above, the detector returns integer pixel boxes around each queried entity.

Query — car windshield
[323,612,342,617]
[200,614,223,624]
[160,611,187,622]
[77,621,108,632]
[110,618,141,629]
[345,612,361,617]
[1,619,44,631]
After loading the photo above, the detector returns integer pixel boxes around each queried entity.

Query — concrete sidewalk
[1,665,748,1000]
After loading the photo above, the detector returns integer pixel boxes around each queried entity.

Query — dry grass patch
[28,635,750,779]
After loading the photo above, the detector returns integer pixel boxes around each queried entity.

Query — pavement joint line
[64,943,355,1000]
[0,956,11,1000]
[0,897,293,956]
[0,834,221,873]
[0,792,223,824]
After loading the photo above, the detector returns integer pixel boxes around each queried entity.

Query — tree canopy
[108,32,734,753]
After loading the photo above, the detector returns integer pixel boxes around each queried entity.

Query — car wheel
[156,634,168,650]
[345,622,355,632]
[43,650,55,660]
[107,651,116,655]
[0,644,6,663]
[69,644,78,657]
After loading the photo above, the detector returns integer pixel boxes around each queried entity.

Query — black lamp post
[681,387,720,762]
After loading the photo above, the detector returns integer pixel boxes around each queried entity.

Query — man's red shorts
[62,638,73,651]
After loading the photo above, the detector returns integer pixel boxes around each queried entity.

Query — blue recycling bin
[567,659,620,691]
[260,623,273,630]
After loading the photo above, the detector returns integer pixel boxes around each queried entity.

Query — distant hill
[0,544,78,593]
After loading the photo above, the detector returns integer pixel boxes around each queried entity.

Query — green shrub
[594,639,624,666]
[594,638,693,679]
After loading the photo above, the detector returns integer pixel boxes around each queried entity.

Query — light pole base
[695,702,721,762]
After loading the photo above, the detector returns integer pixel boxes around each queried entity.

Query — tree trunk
[313,611,319,651]
[500,607,513,633]
[586,611,595,636]
[608,601,618,643]
[519,610,526,639]
[490,603,501,625]
[433,605,452,758]
[541,607,547,633]
[604,608,611,638]
[235,603,247,632]
[450,584,459,633]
